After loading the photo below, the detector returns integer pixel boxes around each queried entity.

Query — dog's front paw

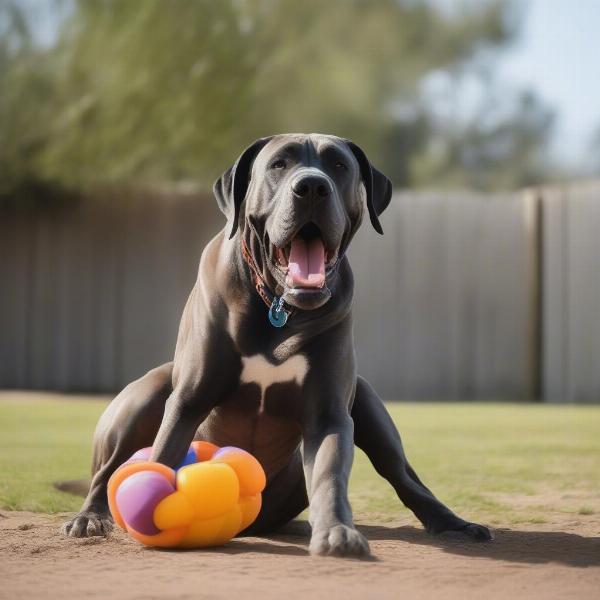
[61,510,113,538]
[309,524,370,557]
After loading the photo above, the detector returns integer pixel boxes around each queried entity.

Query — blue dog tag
[268,296,289,328]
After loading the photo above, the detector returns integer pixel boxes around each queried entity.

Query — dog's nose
[292,174,331,200]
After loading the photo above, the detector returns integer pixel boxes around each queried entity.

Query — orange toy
[107,442,266,548]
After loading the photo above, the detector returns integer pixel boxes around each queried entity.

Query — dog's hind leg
[240,449,308,536]
[351,375,492,541]
[61,362,173,538]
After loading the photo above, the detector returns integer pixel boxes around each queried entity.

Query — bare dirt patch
[1,511,599,600]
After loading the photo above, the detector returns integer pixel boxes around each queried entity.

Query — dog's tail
[53,479,91,497]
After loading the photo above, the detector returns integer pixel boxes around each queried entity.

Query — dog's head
[214,133,392,310]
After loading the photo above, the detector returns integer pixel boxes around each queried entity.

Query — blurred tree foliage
[0,0,555,201]
[412,88,555,190]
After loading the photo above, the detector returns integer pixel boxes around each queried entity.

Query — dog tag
[268,296,289,328]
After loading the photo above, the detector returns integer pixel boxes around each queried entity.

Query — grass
[1,392,599,527]
[350,402,600,526]
[0,393,110,513]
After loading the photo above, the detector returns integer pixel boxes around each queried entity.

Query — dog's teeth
[276,247,288,267]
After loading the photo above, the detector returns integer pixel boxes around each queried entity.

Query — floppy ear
[344,140,393,235]
[213,136,274,239]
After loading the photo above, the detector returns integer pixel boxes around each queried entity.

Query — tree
[0,0,59,200]
[412,87,555,190]
[0,0,554,201]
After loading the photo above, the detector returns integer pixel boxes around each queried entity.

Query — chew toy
[107,441,266,548]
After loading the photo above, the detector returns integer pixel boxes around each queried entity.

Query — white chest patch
[240,354,309,413]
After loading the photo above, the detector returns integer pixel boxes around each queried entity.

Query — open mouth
[272,223,335,289]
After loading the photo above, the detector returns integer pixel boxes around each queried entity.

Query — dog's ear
[213,136,274,239]
[344,140,393,235]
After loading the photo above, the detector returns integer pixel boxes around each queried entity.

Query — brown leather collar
[240,236,296,328]
[240,236,275,309]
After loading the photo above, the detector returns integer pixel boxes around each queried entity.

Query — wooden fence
[349,191,538,400]
[1,182,599,401]
[0,188,222,392]
[541,182,600,403]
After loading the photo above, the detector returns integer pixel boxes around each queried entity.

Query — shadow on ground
[245,520,600,567]
[354,524,600,567]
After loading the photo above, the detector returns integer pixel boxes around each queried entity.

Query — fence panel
[4,183,599,402]
[349,191,536,399]
[0,216,32,387]
[542,182,600,403]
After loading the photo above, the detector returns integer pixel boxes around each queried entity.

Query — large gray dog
[62,133,492,557]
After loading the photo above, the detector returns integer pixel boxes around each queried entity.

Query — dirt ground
[1,511,599,600]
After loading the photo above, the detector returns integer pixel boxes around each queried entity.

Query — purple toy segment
[127,447,153,463]
[115,471,175,535]
[175,447,198,471]
[213,446,249,459]
[124,446,196,471]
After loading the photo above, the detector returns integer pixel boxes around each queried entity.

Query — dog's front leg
[300,336,370,558]
[302,412,369,557]
[149,387,212,467]
[150,323,240,467]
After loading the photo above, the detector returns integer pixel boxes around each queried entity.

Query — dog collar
[240,237,293,328]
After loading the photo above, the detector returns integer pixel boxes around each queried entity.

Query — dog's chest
[198,353,308,476]
[239,353,309,413]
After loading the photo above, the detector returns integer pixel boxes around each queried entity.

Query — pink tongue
[287,237,325,288]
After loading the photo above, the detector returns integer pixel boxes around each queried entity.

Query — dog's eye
[335,161,348,170]
[270,159,287,170]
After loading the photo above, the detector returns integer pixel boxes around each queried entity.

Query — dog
[61,133,492,556]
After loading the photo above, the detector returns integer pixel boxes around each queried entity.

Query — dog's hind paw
[61,511,113,538]
[458,522,494,541]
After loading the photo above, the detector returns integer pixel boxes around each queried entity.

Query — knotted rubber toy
[107,441,266,548]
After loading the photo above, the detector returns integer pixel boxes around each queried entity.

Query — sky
[496,0,600,169]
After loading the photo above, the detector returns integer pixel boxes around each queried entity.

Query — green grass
[350,402,600,526]
[0,394,109,512]
[1,394,599,526]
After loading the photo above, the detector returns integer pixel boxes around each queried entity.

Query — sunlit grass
[1,394,599,527]
[350,402,600,526]
[0,393,109,512]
